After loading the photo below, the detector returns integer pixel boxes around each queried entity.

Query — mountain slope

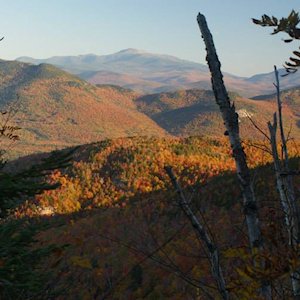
[135,89,300,139]
[17,49,300,97]
[79,70,163,94]
[0,60,166,157]
[252,85,300,114]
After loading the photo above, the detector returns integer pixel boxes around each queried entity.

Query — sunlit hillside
[0,60,166,157]
[3,136,299,299]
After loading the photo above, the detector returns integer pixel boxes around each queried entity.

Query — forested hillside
[2,136,298,299]
[0,60,166,157]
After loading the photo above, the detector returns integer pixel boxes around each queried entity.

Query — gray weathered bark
[165,166,229,300]
[197,13,271,298]
[269,66,300,299]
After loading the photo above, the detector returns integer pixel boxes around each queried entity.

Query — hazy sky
[0,0,299,76]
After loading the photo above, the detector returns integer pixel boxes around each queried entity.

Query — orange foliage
[13,136,300,299]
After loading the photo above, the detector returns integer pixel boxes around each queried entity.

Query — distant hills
[0,60,166,156]
[17,48,300,97]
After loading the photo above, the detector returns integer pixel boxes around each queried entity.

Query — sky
[0,0,299,77]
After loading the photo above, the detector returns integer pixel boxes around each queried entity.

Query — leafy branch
[253,10,300,74]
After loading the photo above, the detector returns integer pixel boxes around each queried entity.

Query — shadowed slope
[135,89,300,139]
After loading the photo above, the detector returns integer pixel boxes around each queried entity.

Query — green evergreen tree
[0,148,76,216]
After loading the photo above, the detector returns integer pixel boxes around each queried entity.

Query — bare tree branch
[165,165,229,300]
[197,12,271,298]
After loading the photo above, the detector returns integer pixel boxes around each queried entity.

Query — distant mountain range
[17,48,300,97]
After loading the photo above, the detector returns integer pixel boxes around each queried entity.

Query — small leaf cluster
[253,10,300,73]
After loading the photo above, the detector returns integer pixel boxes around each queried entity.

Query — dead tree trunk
[196,13,271,298]
[165,166,229,300]
[268,66,300,299]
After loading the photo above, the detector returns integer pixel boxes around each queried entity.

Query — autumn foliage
[4,136,298,299]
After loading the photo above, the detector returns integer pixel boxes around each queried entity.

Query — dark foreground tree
[0,149,76,216]
[0,105,75,298]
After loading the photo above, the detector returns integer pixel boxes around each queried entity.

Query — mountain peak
[116,48,146,55]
